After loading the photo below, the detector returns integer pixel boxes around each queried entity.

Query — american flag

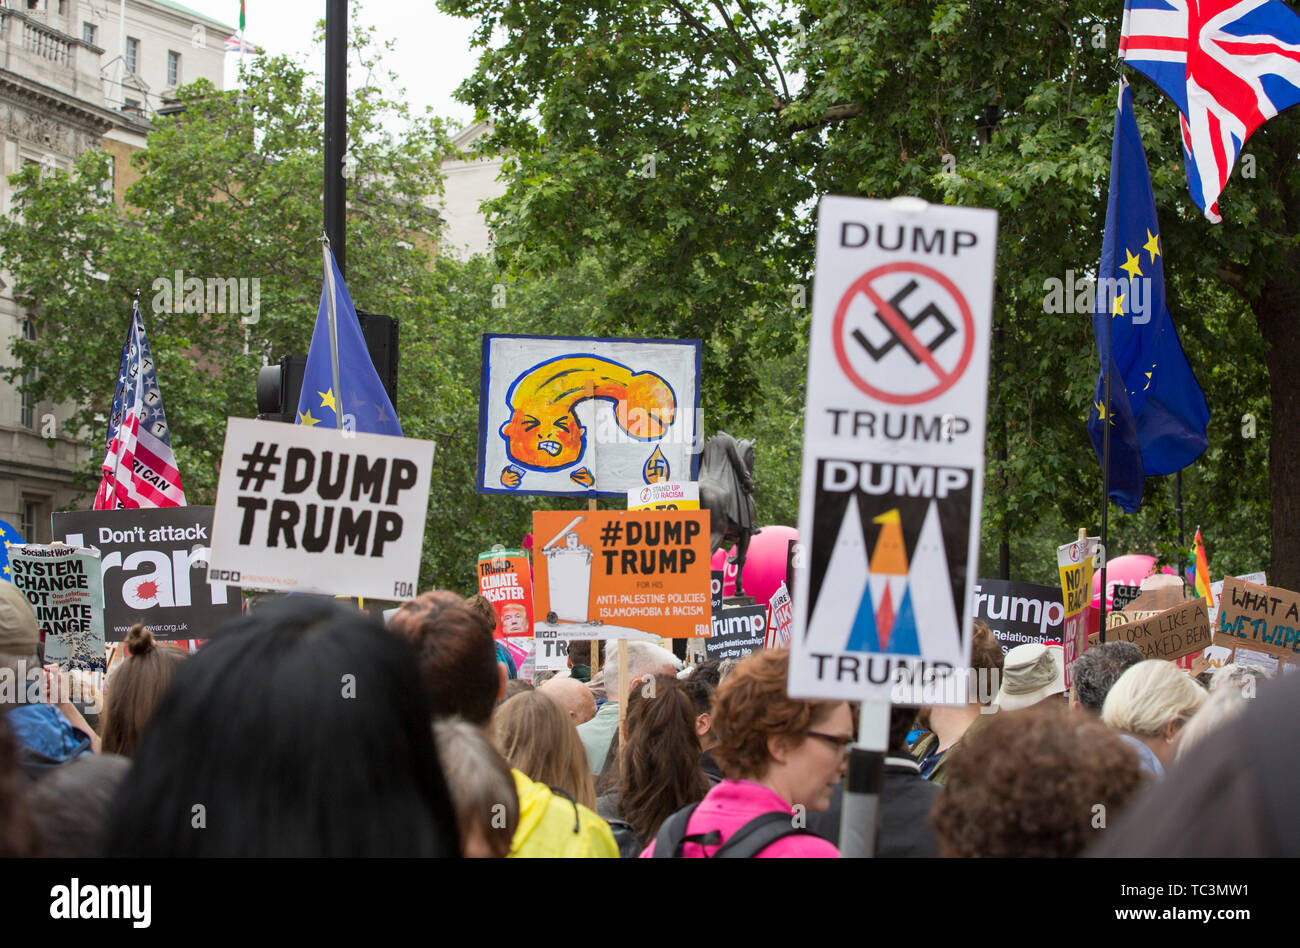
[224,34,259,54]
[1120,0,1300,222]
[93,300,186,510]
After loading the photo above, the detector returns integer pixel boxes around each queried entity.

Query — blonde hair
[494,690,596,810]
[1101,660,1206,739]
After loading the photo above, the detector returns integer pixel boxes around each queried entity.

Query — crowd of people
[0,575,1295,858]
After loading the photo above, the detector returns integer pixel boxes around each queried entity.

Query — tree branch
[735,0,790,101]
[780,101,864,133]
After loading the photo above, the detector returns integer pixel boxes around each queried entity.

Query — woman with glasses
[642,649,850,858]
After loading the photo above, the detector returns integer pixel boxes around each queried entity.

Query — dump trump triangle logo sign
[789,197,997,703]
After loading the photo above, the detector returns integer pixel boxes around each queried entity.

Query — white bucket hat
[996,643,1067,711]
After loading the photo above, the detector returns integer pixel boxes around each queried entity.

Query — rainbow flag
[1192,527,1213,608]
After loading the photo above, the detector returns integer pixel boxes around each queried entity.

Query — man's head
[538,676,597,725]
[602,641,681,702]
[1070,641,1144,714]
[389,591,503,726]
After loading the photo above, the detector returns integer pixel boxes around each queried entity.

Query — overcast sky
[178,0,481,131]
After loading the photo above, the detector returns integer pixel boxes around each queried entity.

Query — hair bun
[126,624,156,657]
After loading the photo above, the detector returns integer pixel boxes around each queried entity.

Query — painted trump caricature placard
[477,335,702,496]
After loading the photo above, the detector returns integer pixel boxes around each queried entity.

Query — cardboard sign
[1208,571,1265,626]
[1216,576,1300,665]
[476,549,533,637]
[707,604,768,661]
[1057,537,1098,690]
[478,334,701,496]
[627,482,700,511]
[1089,598,1211,662]
[9,545,105,672]
[532,509,711,639]
[972,579,1065,653]
[207,418,434,601]
[767,582,793,649]
[53,506,241,642]
[789,197,998,702]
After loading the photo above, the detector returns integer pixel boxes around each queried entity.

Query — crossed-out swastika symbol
[851,278,957,364]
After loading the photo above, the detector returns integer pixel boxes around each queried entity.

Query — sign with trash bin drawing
[531,509,711,640]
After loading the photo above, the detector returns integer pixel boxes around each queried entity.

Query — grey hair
[1209,662,1273,694]
[602,642,682,699]
[1175,685,1253,763]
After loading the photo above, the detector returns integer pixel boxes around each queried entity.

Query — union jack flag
[1120,0,1300,222]
[93,300,186,510]
[224,34,259,54]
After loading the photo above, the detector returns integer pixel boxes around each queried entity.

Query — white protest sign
[789,196,997,702]
[207,418,434,600]
[627,481,700,510]
[532,633,570,672]
[767,581,793,649]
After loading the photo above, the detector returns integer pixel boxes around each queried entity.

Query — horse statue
[698,432,757,597]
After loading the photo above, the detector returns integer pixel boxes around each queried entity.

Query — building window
[83,22,96,45]
[19,319,37,430]
[167,50,181,86]
[124,98,141,114]
[126,36,139,74]
[21,496,50,544]
[21,500,37,542]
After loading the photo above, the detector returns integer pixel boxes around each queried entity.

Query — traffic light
[255,314,398,422]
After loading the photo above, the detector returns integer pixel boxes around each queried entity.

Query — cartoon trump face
[498,354,677,490]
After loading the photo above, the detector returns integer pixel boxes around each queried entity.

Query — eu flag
[295,243,401,437]
[0,519,25,582]
[1088,81,1209,513]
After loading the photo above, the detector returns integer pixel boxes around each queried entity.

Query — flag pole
[321,236,344,431]
[1100,323,1113,643]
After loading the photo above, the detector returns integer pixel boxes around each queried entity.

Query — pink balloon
[1090,554,1178,609]
[710,526,798,606]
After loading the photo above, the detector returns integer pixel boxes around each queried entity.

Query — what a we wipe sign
[207,418,434,601]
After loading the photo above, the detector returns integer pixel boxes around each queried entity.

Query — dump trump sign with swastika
[207,418,434,600]
[789,197,998,703]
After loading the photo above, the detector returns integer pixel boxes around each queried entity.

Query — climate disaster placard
[476,549,533,637]
[207,418,435,601]
[532,509,711,640]
[53,506,241,641]
[788,196,997,703]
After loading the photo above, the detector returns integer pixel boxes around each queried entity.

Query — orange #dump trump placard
[532,509,711,638]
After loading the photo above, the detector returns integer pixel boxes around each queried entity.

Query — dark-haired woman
[101,624,187,758]
[104,598,460,857]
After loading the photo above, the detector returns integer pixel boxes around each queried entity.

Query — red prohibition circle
[831,261,975,406]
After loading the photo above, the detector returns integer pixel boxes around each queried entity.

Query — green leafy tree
[443,0,1278,586]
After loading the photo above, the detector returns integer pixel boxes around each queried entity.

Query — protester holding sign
[0,581,98,774]
[1101,660,1207,778]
